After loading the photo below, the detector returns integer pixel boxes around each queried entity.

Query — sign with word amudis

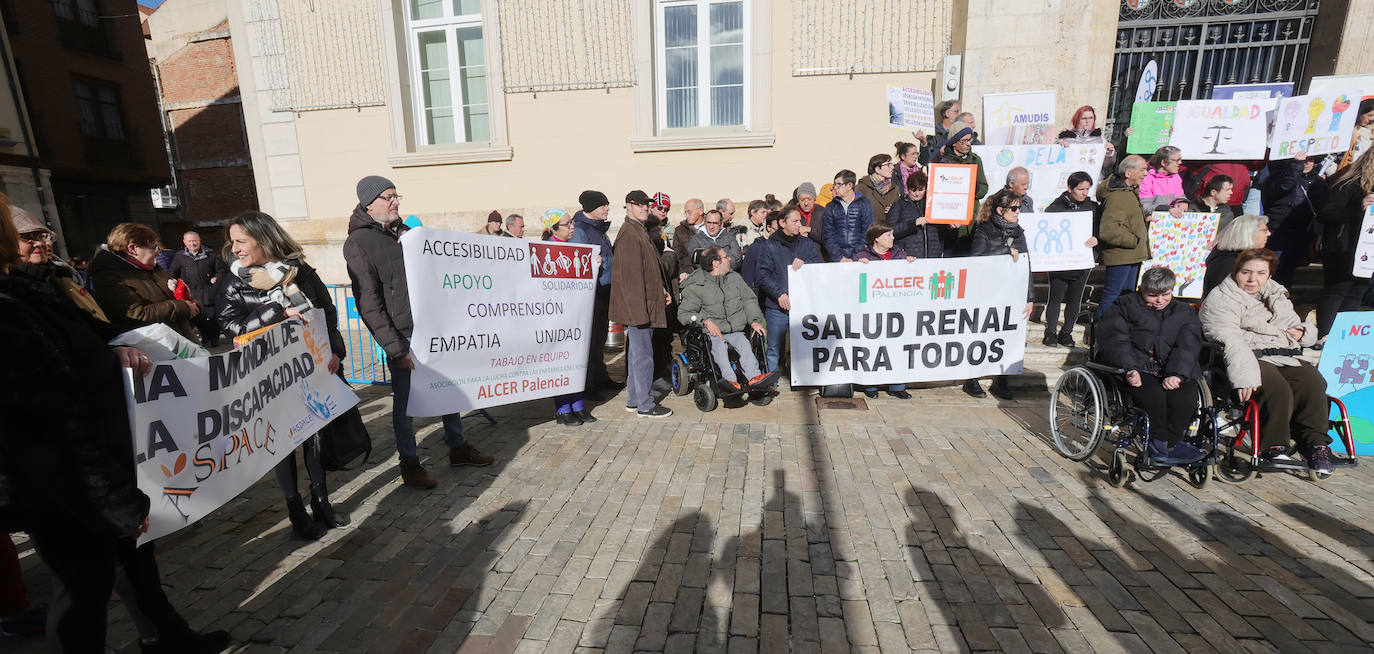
[124,311,359,542]
[402,228,598,416]
[787,257,1029,386]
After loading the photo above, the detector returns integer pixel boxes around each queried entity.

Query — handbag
[318,373,372,471]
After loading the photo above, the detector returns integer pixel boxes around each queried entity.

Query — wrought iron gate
[1105,0,1321,130]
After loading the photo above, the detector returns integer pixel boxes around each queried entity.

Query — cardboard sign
[983,90,1057,145]
[925,163,978,225]
[1169,99,1272,160]
[1126,102,1176,154]
[1138,211,1220,298]
[887,84,936,133]
[1269,93,1363,159]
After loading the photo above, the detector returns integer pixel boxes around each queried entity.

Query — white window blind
[407,0,490,145]
[656,0,747,130]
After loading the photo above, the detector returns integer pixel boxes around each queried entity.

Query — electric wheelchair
[668,322,778,412]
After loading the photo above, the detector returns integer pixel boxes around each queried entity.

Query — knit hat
[487,210,503,223]
[652,192,671,211]
[578,190,610,213]
[795,182,817,200]
[8,205,48,234]
[542,208,569,233]
[356,175,396,205]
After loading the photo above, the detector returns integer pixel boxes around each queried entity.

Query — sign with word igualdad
[125,311,358,542]
[973,143,1105,212]
[1170,99,1272,160]
[401,228,597,416]
[788,257,1029,386]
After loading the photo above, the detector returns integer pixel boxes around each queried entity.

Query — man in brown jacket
[610,190,674,418]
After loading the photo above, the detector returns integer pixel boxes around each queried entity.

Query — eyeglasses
[879,162,894,168]
[19,231,52,244]
[557,221,573,229]
[1005,205,1022,211]
[378,194,402,202]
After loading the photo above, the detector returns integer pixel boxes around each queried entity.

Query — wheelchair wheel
[1214,407,1259,484]
[1108,449,1131,488]
[1308,467,1332,483]
[694,383,717,412]
[1050,367,1105,461]
[670,356,692,396]
[1187,463,1210,489]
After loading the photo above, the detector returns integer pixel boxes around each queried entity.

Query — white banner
[125,311,359,542]
[788,257,1029,386]
[973,143,1105,212]
[1026,211,1096,272]
[401,228,597,416]
[983,90,1057,145]
[1269,93,1362,159]
[1169,99,1272,160]
[887,84,936,132]
[1355,206,1374,279]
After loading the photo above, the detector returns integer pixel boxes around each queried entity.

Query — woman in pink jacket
[1139,146,1187,213]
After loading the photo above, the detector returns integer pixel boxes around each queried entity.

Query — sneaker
[1057,332,1076,348]
[625,404,638,412]
[637,405,673,418]
[747,371,780,388]
[449,444,495,467]
[399,459,437,489]
[863,388,879,399]
[1260,445,1295,462]
[1166,442,1205,463]
[887,389,912,400]
[1146,439,1170,460]
[1306,445,1334,475]
[962,380,987,398]
[1042,332,1057,347]
[0,603,46,637]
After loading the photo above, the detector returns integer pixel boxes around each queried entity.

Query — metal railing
[327,284,391,386]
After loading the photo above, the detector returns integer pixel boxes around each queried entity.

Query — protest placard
[125,311,359,542]
[401,228,598,416]
[1126,102,1176,154]
[973,143,1105,212]
[1269,93,1363,159]
[925,163,977,225]
[1137,211,1220,298]
[1355,206,1374,279]
[787,256,1028,386]
[1170,99,1271,160]
[983,90,1056,145]
[887,84,936,132]
[1025,211,1096,273]
[1316,312,1374,455]
[1211,83,1293,100]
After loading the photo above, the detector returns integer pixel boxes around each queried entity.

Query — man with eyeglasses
[344,175,495,489]
[821,170,875,262]
[686,209,743,275]
[1097,155,1154,317]
[609,190,674,418]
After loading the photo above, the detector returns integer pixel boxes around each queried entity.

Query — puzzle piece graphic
[1334,355,1371,386]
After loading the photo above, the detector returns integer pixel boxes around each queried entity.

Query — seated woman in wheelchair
[1199,248,1333,475]
[1096,266,1207,463]
[678,245,778,397]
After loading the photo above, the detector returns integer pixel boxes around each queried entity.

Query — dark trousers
[1268,228,1311,287]
[113,541,187,641]
[274,434,324,500]
[1255,361,1332,451]
[0,534,26,615]
[191,311,221,348]
[586,285,611,389]
[1044,269,1090,337]
[27,520,119,653]
[652,327,674,383]
[1317,255,1372,337]
[1121,375,1198,445]
[1097,263,1140,318]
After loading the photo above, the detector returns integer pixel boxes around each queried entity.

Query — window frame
[653,0,751,132]
[403,0,488,147]
[71,78,126,142]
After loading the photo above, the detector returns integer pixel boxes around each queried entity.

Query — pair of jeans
[1044,269,1090,336]
[707,331,762,382]
[763,307,790,373]
[1255,362,1332,451]
[1317,255,1372,337]
[388,363,464,461]
[1097,263,1141,318]
[625,324,655,411]
[1120,375,1198,445]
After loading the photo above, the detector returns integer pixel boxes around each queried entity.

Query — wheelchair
[668,321,777,412]
[1200,344,1359,484]
[1049,317,1218,488]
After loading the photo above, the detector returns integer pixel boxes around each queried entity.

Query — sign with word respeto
[788,257,1029,386]
[1138,211,1220,299]
[1355,206,1374,279]
[983,90,1057,145]
[1126,102,1176,154]
[1170,99,1272,160]
[886,84,936,132]
[401,228,597,416]
[1317,312,1374,455]
[1269,93,1362,160]
[973,143,1105,212]
[1026,211,1096,273]
[125,311,359,542]
[926,163,978,225]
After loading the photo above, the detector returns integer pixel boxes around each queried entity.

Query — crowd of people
[1,98,1372,652]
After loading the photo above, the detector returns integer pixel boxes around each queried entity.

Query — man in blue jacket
[571,189,619,393]
[821,169,874,261]
[756,208,823,372]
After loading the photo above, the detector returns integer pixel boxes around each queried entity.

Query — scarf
[230,258,313,312]
[874,174,893,194]
[989,213,1025,249]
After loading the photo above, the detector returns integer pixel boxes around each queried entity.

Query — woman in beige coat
[1199,248,1332,475]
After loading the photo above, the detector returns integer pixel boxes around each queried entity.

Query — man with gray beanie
[571,189,620,394]
[343,175,494,489]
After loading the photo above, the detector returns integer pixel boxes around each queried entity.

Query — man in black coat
[1262,151,1327,286]
[167,231,229,346]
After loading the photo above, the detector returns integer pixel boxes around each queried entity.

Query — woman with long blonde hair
[1316,147,1374,337]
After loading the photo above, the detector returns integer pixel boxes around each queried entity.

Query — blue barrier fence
[328,284,392,386]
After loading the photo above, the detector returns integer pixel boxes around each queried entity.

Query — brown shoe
[449,443,495,467]
[399,459,437,489]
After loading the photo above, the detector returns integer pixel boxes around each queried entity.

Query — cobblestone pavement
[10,383,1374,653]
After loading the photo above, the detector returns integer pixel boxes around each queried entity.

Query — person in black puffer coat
[218,211,353,541]
[1261,152,1326,287]
[885,169,946,259]
[1315,147,1374,337]
[964,190,1034,401]
[1041,171,1102,347]
[1096,266,1205,462]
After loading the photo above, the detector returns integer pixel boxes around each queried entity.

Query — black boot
[142,627,231,654]
[286,496,325,540]
[310,484,350,528]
